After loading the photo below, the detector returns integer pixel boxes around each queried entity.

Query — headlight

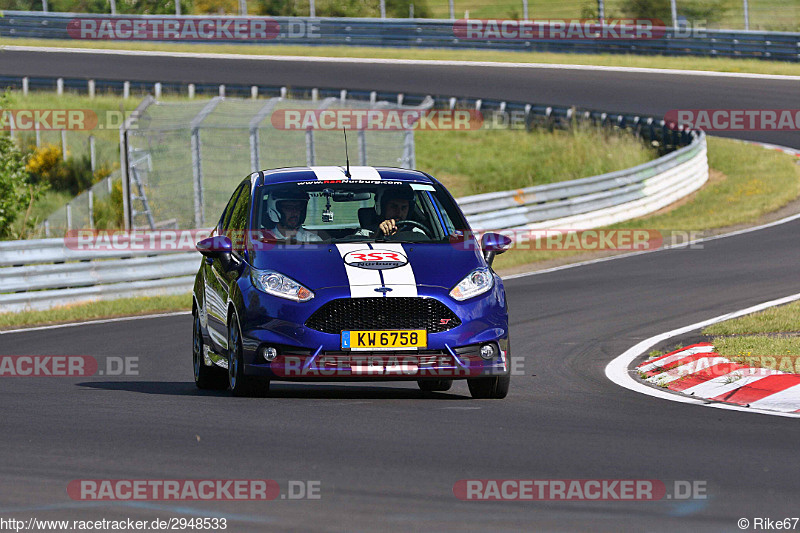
[450,268,493,301]
[251,269,314,302]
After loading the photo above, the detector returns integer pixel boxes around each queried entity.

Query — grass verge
[647,301,800,373]
[3,37,800,77]
[492,136,800,271]
[702,300,800,372]
[416,126,655,197]
[0,293,192,330]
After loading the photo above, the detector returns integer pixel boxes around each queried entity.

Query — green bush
[620,0,727,24]
[92,180,125,230]
[25,145,96,196]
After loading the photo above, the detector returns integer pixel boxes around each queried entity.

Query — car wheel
[417,379,453,392]
[467,374,510,399]
[227,312,269,397]
[193,310,227,390]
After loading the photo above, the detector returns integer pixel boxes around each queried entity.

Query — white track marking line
[3,45,800,81]
[503,212,800,281]
[0,311,190,335]
[605,292,800,418]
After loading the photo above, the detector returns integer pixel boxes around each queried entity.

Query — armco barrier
[0,11,798,62]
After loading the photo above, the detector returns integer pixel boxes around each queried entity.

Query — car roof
[254,166,435,186]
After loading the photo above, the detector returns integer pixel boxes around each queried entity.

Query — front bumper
[237,283,509,381]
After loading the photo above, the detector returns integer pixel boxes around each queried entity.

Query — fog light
[480,344,496,360]
[260,346,278,362]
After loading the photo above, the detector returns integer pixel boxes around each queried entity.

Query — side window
[220,183,245,233]
[226,181,252,252]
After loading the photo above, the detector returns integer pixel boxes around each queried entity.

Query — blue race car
[192,166,512,398]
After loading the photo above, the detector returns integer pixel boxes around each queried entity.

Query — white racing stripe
[376,243,418,297]
[334,243,418,298]
[310,166,381,181]
[335,244,383,298]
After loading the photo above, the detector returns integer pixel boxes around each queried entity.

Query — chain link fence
[123,94,425,230]
[41,172,121,236]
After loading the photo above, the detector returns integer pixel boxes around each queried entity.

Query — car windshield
[252,180,468,244]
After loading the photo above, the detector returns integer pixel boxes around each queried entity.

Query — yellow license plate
[342,330,427,351]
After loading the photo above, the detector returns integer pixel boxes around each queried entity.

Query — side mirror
[481,232,513,266]
[197,235,232,264]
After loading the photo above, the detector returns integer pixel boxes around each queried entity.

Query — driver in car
[360,187,426,237]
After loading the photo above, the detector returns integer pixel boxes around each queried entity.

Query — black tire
[467,374,510,399]
[417,379,453,392]
[193,310,227,390]
[227,312,270,397]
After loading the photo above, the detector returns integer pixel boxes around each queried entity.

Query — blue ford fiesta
[192,166,512,398]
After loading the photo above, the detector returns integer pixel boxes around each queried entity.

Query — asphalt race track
[1,49,800,531]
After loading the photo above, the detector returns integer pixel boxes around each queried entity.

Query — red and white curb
[740,140,800,159]
[606,292,800,419]
[638,343,800,414]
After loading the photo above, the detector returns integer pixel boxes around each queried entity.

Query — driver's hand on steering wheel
[379,219,398,235]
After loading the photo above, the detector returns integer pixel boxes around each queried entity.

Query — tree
[0,129,30,239]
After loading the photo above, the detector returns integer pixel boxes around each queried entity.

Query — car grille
[305,297,461,334]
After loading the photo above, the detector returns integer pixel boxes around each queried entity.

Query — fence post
[191,128,205,227]
[188,83,195,99]
[123,81,130,99]
[358,129,367,166]
[88,189,94,229]
[44,220,50,238]
[22,77,29,96]
[57,78,63,96]
[89,135,96,172]
[311,88,318,102]
[340,90,347,103]
[402,130,414,169]
[219,84,226,97]
[88,79,95,99]
[66,203,72,231]
[305,128,315,166]
[61,130,68,160]
[8,112,14,141]
[154,82,162,99]
[251,85,258,99]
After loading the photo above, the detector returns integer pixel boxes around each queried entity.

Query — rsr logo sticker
[343,249,408,270]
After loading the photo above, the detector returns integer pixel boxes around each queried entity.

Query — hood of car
[249,242,486,293]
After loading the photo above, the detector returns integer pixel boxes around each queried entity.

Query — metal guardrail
[463,132,707,231]
[0,11,799,61]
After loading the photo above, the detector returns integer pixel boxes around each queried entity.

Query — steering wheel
[393,219,432,238]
